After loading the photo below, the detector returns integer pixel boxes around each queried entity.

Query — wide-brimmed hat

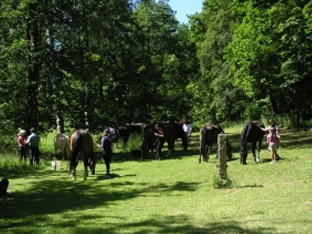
[103,129,109,133]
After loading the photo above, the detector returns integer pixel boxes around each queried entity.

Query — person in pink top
[267,126,280,163]
[17,129,27,162]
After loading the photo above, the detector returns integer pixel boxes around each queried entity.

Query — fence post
[218,134,227,180]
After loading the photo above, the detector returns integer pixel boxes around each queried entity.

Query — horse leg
[207,145,213,162]
[83,166,88,181]
[83,157,89,180]
[204,145,210,163]
[199,145,202,164]
[251,142,258,164]
[166,149,172,158]
[257,141,262,162]
[61,148,65,160]
[70,147,79,180]
[70,167,77,180]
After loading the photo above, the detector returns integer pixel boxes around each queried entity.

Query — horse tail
[65,134,70,159]
[70,130,82,162]
[199,127,207,159]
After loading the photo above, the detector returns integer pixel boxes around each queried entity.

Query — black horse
[239,121,265,165]
[141,122,187,160]
[199,124,232,163]
[168,117,188,151]
[117,125,143,147]
[69,129,96,180]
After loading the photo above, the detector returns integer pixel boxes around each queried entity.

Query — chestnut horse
[54,133,70,160]
[69,129,96,180]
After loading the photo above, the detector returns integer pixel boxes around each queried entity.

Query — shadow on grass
[105,216,276,234]
[0,168,201,218]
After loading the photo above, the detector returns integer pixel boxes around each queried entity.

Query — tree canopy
[0,0,311,133]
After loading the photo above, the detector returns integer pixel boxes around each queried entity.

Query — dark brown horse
[168,117,188,151]
[69,129,96,180]
[141,122,183,160]
[239,121,265,165]
[199,124,232,163]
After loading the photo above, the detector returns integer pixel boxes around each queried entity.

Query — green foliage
[212,174,235,189]
[0,0,312,135]
[0,155,39,174]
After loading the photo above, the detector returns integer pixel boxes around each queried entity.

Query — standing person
[25,127,41,165]
[261,119,281,140]
[154,124,165,159]
[267,127,280,163]
[261,119,281,160]
[17,129,27,162]
[98,129,113,179]
[182,120,192,143]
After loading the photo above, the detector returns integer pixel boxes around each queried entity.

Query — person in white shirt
[182,120,192,143]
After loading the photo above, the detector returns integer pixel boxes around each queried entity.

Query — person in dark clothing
[154,124,165,160]
[0,178,11,196]
[25,127,41,165]
[98,129,113,179]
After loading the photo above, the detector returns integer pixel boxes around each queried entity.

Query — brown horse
[69,129,96,180]
[54,133,70,160]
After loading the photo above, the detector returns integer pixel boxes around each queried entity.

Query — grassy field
[1,126,312,234]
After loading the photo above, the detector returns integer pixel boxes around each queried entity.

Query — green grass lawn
[1,127,312,234]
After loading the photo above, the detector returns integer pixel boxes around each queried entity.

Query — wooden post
[218,134,227,180]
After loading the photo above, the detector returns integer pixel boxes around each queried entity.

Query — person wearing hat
[17,129,27,162]
[97,129,113,178]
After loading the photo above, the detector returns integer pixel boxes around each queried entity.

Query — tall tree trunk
[26,3,40,128]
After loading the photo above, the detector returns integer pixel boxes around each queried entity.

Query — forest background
[1,0,312,136]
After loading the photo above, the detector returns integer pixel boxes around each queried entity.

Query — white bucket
[51,160,61,171]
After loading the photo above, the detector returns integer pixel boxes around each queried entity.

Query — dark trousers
[18,146,27,161]
[156,138,164,158]
[29,146,39,165]
[103,150,112,175]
